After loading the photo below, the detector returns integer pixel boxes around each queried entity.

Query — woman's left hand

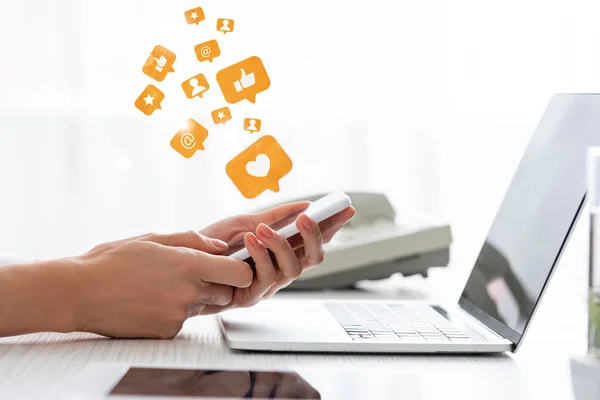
[196,201,355,315]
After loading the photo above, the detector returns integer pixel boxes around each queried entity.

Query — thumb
[240,69,247,78]
[144,231,228,254]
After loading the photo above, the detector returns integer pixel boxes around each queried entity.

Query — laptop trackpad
[220,300,347,343]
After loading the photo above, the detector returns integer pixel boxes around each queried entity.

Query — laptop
[219,93,600,353]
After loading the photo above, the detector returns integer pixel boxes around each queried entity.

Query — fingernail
[302,214,315,230]
[247,234,260,247]
[210,238,228,250]
[258,224,275,240]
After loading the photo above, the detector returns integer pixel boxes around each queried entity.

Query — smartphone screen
[109,367,321,399]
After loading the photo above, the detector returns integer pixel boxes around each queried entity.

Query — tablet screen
[109,367,321,398]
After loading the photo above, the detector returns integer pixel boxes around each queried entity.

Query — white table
[0,267,588,400]
[0,220,591,399]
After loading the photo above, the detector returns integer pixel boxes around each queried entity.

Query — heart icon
[246,154,271,178]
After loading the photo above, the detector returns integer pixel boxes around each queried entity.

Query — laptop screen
[459,94,600,346]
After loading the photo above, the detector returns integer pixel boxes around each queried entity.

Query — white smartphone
[224,191,352,263]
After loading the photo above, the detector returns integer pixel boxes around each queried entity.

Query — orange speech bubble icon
[182,73,210,99]
[211,107,232,125]
[217,18,235,34]
[216,56,271,104]
[142,45,176,82]
[185,7,205,25]
[244,118,261,134]
[226,135,293,199]
[134,85,165,116]
[170,119,209,159]
[194,40,221,63]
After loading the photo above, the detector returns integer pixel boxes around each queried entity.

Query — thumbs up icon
[154,55,168,73]
[142,45,176,82]
[233,69,256,93]
[217,56,271,104]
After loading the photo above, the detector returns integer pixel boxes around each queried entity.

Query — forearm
[0,259,80,337]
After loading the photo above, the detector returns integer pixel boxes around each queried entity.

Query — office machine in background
[260,192,453,290]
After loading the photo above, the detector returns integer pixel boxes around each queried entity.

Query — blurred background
[1,0,600,282]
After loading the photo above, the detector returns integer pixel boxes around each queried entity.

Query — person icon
[182,75,209,99]
[188,78,207,97]
[217,19,235,33]
[244,118,261,133]
[220,19,231,31]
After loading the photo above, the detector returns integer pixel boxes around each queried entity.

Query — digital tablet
[61,362,421,400]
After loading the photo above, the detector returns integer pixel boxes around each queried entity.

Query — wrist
[0,258,81,336]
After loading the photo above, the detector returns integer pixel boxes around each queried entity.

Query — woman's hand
[197,202,355,314]
[72,231,253,339]
[0,202,353,339]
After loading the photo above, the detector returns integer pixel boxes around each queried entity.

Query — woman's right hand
[72,231,253,339]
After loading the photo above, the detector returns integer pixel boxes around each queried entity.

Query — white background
[0,3,598,397]
[1,0,600,282]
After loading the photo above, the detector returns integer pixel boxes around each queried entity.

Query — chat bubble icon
[217,18,235,34]
[185,7,205,25]
[226,135,293,198]
[211,107,232,125]
[134,84,165,116]
[194,40,221,63]
[216,56,271,104]
[170,119,209,158]
[244,118,261,134]
[142,45,176,82]
[182,73,210,99]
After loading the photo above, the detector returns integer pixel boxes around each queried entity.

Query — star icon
[217,112,225,119]
[190,12,198,20]
[143,95,155,106]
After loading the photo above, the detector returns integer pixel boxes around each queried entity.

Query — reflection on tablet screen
[109,367,321,399]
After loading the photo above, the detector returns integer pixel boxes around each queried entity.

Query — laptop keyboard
[325,303,474,342]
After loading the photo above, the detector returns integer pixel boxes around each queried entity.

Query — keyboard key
[409,325,432,330]
[391,329,416,335]
[424,336,450,342]
[389,308,422,322]
[375,334,401,341]
[440,330,464,335]
[414,328,437,333]
[388,322,414,328]
[347,305,378,322]
[346,329,369,335]
[423,336,446,341]
[397,333,421,338]
[367,306,400,322]
[329,302,469,342]
[443,332,467,336]
[365,322,391,333]
[325,304,361,326]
